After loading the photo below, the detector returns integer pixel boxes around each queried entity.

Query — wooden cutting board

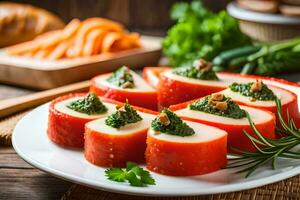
[0,36,161,90]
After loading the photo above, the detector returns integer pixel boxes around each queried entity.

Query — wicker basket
[239,20,300,42]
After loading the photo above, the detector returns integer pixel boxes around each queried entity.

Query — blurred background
[6,0,231,35]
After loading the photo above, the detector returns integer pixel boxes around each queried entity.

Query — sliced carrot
[101,32,122,53]
[47,39,73,60]
[69,18,124,57]
[110,33,141,52]
[82,29,105,56]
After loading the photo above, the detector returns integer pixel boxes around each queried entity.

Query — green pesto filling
[189,96,246,119]
[106,66,135,88]
[151,108,195,137]
[229,82,276,101]
[66,93,108,115]
[105,102,142,128]
[172,65,219,80]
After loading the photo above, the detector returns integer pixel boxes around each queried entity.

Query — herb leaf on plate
[105,162,155,187]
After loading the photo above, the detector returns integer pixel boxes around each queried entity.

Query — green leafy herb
[106,66,135,88]
[213,37,300,76]
[189,95,246,119]
[151,108,195,137]
[105,162,155,187]
[229,81,276,101]
[227,98,300,177]
[173,59,219,80]
[66,93,108,115]
[162,0,250,67]
[105,102,142,128]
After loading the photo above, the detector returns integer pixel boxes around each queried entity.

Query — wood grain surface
[0,147,71,200]
[61,178,300,200]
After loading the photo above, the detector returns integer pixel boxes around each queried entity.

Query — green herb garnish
[227,98,300,177]
[189,95,246,119]
[66,93,107,115]
[162,0,250,67]
[105,102,142,128]
[106,66,135,88]
[151,108,195,137]
[105,162,155,187]
[229,81,276,101]
[173,59,219,80]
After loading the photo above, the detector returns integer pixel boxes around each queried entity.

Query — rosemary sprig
[227,98,300,177]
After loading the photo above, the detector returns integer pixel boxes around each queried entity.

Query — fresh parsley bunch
[105,162,155,187]
[163,0,250,67]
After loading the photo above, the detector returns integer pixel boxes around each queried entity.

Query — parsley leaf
[105,162,156,187]
[105,168,127,182]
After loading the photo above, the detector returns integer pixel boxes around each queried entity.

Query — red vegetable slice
[169,99,276,152]
[90,70,158,110]
[219,85,300,128]
[146,120,227,176]
[84,112,155,167]
[158,70,228,107]
[47,93,119,148]
[142,66,170,89]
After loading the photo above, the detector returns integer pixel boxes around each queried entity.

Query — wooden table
[0,147,71,200]
[0,84,71,200]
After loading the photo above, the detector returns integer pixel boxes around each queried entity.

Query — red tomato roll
[146,120,227,176]
[47,93,118,148]
[142,66,171,89]
[85,109,156,167]
[158,69,300,110]
[219,84,300,128]
[170,97,276,152]
[90,67,158,110]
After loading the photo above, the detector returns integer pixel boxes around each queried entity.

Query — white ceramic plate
[227,2,300,24]
[12,79,300,196]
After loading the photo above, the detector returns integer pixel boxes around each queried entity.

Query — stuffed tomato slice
[91,66,158,110]
[85,102,156,167]
[157,60,300,108]
[219,80,300,128]
[142,66,170,89]
[146,109,227,176]
[158,60,226,107]
[169,94,276,152]
[48,93,118,148]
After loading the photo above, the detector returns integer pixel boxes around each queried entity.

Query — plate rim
[12,103,300,197]
[227,2,300,25]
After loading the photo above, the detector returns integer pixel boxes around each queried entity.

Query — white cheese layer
[86,112,155,135]
[148,120,227,143]
[54,96,116,119]
[94,70,155,92]
[175,105,273,125]
[163,70,253,87]
[220,85,292,107]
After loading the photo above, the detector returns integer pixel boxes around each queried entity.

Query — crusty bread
[0,2,64,47]
[280,4,300,17]
[281,0,300,6]
[237,0,279,13]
